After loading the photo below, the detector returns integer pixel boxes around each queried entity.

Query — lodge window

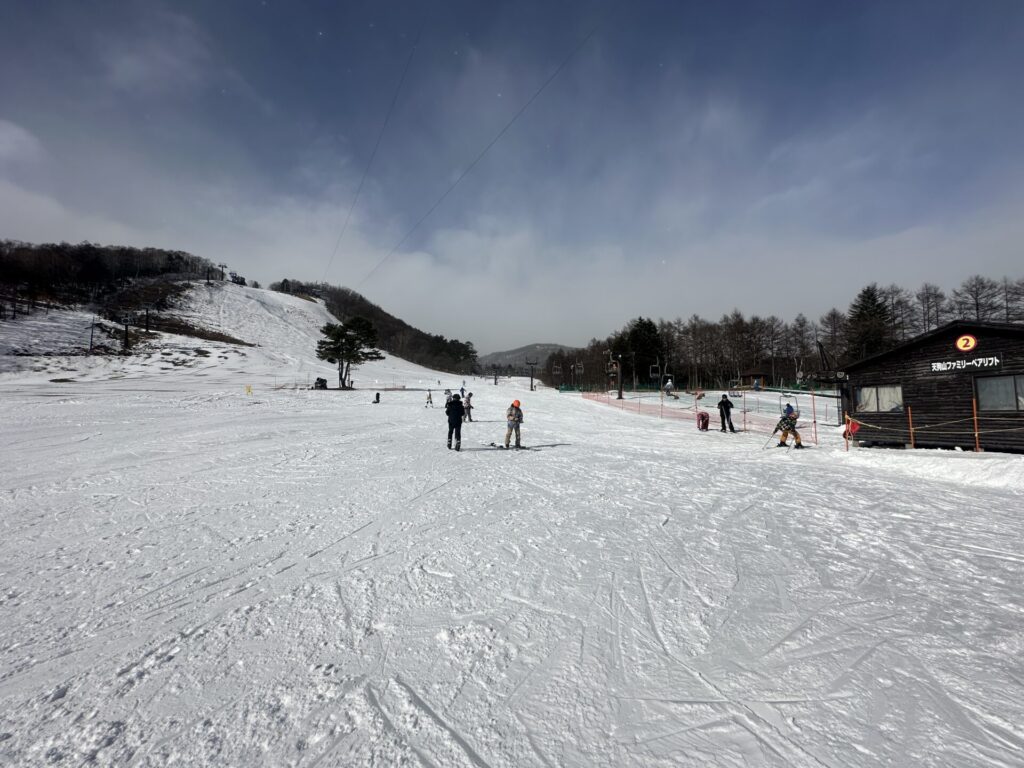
[855,384,904,413]
[976,375,1024,412]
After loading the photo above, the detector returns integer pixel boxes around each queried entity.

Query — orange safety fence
[581,391,790,434]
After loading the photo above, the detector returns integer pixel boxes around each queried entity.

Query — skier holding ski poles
[774,408,804,449]
[718,394,737,433]
[505,400,524,449]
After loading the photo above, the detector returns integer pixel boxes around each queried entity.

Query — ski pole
[762,430,778,450]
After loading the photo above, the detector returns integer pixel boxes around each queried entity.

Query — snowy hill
[0,282,470,391]
[1,283,1023,766]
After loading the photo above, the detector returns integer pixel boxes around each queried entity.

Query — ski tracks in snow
[1,376,1023,766]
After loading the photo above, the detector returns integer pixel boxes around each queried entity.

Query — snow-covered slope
[0,282,467,391]
[1,284,1022,767]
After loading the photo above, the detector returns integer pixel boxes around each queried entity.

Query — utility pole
[525,357,538,391]
[617,354,624,400]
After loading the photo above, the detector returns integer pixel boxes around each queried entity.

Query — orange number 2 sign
[956,334,977,352]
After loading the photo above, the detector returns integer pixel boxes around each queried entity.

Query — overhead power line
[357,12,607,289]
[322,25,423,283]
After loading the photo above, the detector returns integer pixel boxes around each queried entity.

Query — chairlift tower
[525,357,538,391]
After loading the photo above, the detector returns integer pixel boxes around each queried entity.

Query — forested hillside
[270,279,477,374]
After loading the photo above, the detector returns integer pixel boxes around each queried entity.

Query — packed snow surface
[2,284,1023,767]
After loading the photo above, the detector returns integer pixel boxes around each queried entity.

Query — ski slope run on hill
[1,283,1023,767]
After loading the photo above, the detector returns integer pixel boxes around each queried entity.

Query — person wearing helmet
[775,408,804,449]
[463,392,474,422]
[718,394,737,433]
[505,400,524,449]
[445,393,465,450]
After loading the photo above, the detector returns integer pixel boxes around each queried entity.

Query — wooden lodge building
[841,321,1024,453]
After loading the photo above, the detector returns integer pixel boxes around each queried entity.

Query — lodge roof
[845,320,1024,372]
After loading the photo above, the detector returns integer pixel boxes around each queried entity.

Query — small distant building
[841,321,1024,453]
[739,370,769,389]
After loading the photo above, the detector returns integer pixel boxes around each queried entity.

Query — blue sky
[1,0,1022,352]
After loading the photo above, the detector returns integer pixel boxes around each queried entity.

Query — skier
[664,378,679,400]
[783,402,795,418]
[425,389,433,407]
[444,389,453,405]
[505,399,524,449]
[775,409,804,448]
[463,392,474,422]
[717,394,737,433]
[446,393,465,450]
[373,392,380,404]
[460,386,466,399]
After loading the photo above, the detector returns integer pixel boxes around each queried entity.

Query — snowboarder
[505,399,524,449]
[463,392,474,422]
[446,394,465,450]
[718,394,737,433]
[775,409,804,448]
[426,390,433,407]
[664,378,679,400]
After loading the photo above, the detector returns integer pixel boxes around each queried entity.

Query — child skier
[505,399,524,449]
[426,390,433,407]
[463,392,474,422]
[775,409,804,448]
[446,394,465,450]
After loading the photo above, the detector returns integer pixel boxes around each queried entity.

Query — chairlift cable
[356,10,608,289]
[322,24,424,283]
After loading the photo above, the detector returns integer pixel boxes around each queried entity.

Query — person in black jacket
[717,394,737,433]
[445,394,465,450]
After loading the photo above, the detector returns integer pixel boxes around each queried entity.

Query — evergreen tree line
[270,278,478,374]
[0,240,221,315]
[543,274,1024,392]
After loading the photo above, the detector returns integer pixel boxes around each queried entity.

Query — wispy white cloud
[0,119,46,167]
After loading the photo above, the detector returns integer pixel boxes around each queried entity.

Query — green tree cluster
[316,317,385,389]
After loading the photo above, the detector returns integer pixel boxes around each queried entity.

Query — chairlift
[606,361,619,375]
[552,363,562,375]
[649,363,660,380]
[779,394,800,416]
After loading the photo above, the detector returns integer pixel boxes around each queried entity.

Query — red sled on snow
[696,411,710,431]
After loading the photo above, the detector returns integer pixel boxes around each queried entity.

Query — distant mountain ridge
[477,343,571,371]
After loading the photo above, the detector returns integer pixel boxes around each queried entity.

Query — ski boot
[447,440,452,450]
[793,443,805,450]
[776,441,788,448]
[455,441,461,452]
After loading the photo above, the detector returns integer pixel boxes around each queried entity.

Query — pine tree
[316,317,384,389]
[846,284,893,360]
